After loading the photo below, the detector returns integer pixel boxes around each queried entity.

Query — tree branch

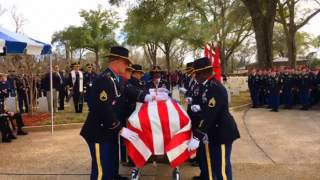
[296,8,320,30]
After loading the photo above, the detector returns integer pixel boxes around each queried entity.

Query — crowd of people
[248,67,320,112]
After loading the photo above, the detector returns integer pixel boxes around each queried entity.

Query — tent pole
[49,54,54,135]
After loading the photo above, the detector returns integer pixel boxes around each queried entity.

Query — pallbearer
[187,57,240,180]
[146,66,170,91]
[84,63,98,111]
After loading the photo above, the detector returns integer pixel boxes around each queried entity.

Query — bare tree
[277,0,320,68]
[10,6,28,34]
[0,5,7,17]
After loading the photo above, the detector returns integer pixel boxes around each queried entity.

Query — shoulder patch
[100,90,108,102]
[208,98,216,107]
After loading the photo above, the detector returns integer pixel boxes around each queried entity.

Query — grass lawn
[34,103,89,126]
[230,91,251,107]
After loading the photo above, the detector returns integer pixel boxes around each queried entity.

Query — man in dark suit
[187,57,240,180]
[41,66,62,113]
[16,67,30,113]
[68,62,84,113]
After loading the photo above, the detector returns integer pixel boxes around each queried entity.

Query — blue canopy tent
[0,26,55,134]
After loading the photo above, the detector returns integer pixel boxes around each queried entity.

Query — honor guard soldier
[84,63,98,111]
[146,66,170,91]
[281,68,294,109]
[248,68,260,108]
[127,64,145,114]
[187,57,240,180]
[68,62,84,113]
[80,46,165,180]
[298,67,312,110]
[268,70,282,112]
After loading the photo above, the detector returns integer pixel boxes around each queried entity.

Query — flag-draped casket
[126,99,195,168]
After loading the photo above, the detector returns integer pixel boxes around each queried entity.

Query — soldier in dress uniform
[127,64,146,114]
[16,67,30,113]
[68,62,84,113]
[248,68,260,108]
[145,66,170,91]
[281,68,294,109]
[310,69,319,106]
[80,46,166,180]
[298,67,312,110]
[268,70,282,112]
[187,57,240,180]
[84,63,98,111]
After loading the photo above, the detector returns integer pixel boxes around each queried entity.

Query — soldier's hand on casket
[187,137,200,151]
[155,93,169,101]
[185,97,192,104]
[191,105,201,112]
[179,87,188,94]
[120,128,139,142]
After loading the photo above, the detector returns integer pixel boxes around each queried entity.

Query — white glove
[120,128,139,142]
[187,137,200,151]
[179,87,188,94]
[185,97,192,105]
[156,93,169,101]
[149,88,169,94]
[144,94,155,102]
[157,88,169,93]
[191,105,201,112]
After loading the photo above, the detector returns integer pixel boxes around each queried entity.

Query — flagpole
[49,54,54,135]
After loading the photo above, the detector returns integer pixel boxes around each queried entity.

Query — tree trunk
[287,30,297,68]
[253,19,274,68]
[242,0,277,69]
[220,50,227,74]
[164,42,171,72]
[95,50,100,71]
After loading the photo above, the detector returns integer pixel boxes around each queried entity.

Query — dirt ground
[0,108,320,180]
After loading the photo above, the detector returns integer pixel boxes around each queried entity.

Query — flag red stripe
[165,131,191,152]
[170,149,195,168]
[157,101,171,147]
[126,140,147,168]
[138,102,154,153]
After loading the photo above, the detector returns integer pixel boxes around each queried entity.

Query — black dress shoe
[122,162,134,167]
[17,130,28,135]
[8,134,17,140]
[2,138,12,143]
[192,176,202,180]
[117,175,129,180]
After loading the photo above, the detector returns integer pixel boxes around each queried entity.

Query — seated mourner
[0,73,28,143]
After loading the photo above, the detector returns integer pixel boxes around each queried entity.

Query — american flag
[126,99,195,168]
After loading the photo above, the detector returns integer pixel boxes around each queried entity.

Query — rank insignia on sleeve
[208,98,216,107]
[100,90,108,102]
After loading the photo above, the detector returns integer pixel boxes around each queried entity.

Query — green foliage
[79,5,119,53]
[52,5,120,69]
[273,23,313,57]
